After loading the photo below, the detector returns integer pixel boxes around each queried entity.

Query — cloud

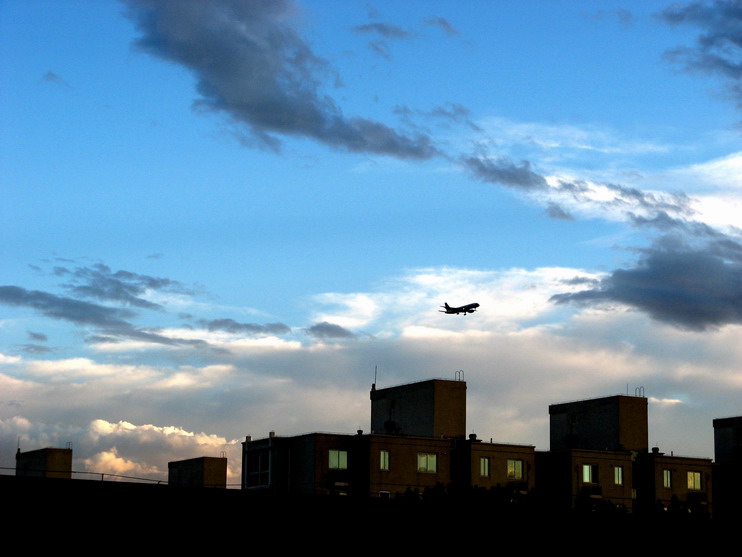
[306,321,356,339]
[352,22,414,40]
[42,70,70,87]
[461,155,548,189]
[122,0,439,159]
[0,260,300,352]
[0,284,207,348]
[545,202,574,221]
[551,238,742,331]
[54,262,193,310]
[0,285,137,329]
[425,16,460,37]
[659,1,742,110]
[27,331,48,342]
[198,318,291,336]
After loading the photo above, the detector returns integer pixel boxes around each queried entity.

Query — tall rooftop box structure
[370,379,466,439]
[168,456,228,488]
[549,395,648,452]
[15,447,72,479]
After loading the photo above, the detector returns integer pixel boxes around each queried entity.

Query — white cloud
[667,152,742,193]
[0,353,21,364]
[83,447,163,478]
[477,116,671,158]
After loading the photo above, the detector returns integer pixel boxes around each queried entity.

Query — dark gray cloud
[27,331,48,342]
[0,285,198,347]
[3,259,295,350]
[394,102,482,132]
[352,22,413,40]
[306,321,356,339]
[0,285,137,329]
[53,263,192,310]
[659,1,742,110]
[551,237,742,331]
[122,0,438,159]
[19,344,54,355]
[545,202,574,221]
[42,70,70,87]
[425,17,460,37]
[460,156,547,189]
[199,318,291,336]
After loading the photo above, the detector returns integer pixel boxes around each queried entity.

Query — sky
[1,0,741,485]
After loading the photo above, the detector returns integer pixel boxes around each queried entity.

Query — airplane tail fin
[444,303,450,309]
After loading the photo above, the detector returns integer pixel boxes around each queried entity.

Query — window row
[327,452,707,493]
[328,450,525,478]
[578,464,704,491]
[582,464,624,485]
[663,468,703,490]
[329,449,436,472]
[479,457,525,480]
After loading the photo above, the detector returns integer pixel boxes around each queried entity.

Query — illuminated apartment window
[614,465,624,486]
[687,471,702,490]
[663,469,672,488]
[417,452,437,473]
[329,449,348,470]
[582,464,598,483]
[507,459,524,480]
[480,457,490,477]
[380,450,390,471]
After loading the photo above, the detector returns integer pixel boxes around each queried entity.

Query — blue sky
[2,0,741,482]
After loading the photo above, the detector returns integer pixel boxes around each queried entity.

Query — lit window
[329,449,348,469]
[380,450,390,471]
[582,464,598,483]
[614,465,623,486]
[417,452,437,473]
[687,471,702,490]
[480,457,489,477]
[507,459,524,480]
[663,469,672,488]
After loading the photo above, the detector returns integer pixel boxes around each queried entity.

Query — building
[370,378,466,438]
[537,447,636,513]
[242,377,536,500]
[168,456,228,488]
[549,394,648,452]
[713,415,742,520]
[15,447,72,479]
[543,393,714,517]
[635,447,713,516]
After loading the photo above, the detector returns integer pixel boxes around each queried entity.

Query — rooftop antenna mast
[372,365,378,391]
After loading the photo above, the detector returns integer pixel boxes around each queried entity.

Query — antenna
[372,365,378,391]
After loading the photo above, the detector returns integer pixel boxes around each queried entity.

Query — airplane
[439,302,479,315]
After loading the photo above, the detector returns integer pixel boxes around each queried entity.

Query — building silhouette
[539,394,713,516]
[242,378,722,519]
[7,376,740,525]
[15,447,72,479]
[168,456,228,488]
[713,415,742,519]
[242,378,538,500]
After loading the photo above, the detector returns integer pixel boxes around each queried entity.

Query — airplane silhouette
[440,302,479,315]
